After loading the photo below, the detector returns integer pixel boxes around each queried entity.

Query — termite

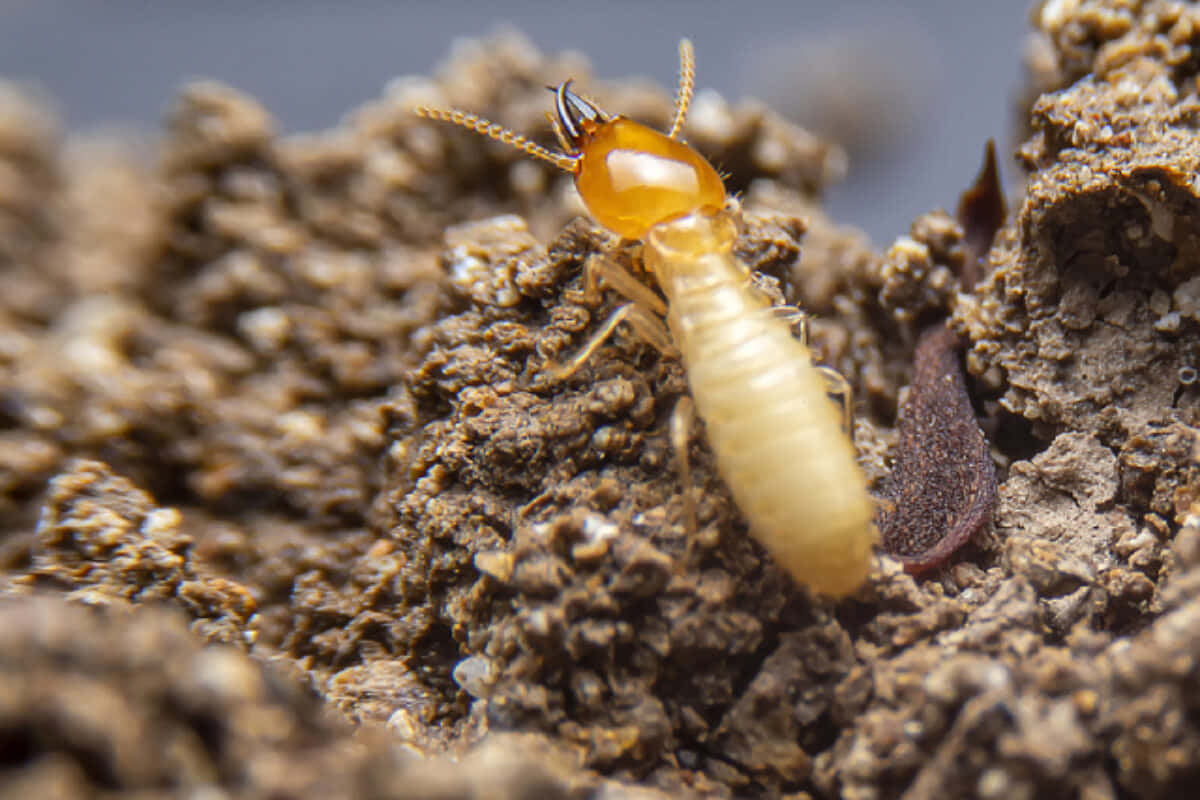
[416,40,876,596]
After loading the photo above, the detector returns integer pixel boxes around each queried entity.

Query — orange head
[415,40,727,240]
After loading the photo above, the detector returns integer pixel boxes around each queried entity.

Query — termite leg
[818,365,855,439]
[551,254,671,379]
[770,306,808,338]
[551,302,673,380]
[772,307,855,437]
[580,252,667,314]
[671,395,698,561]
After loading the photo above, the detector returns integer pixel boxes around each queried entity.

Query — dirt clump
[0,594,593,800]
[1,12,1200,799]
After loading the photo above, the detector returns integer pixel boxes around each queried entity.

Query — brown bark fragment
[879,141,1004,571]
[880,326,998,572]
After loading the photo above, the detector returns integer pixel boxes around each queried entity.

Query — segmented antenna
[667,39,695,140]
[414,106,578,172]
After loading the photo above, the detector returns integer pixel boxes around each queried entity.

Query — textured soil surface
[3,3,1200,798]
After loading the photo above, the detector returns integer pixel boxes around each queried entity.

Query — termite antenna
[414,105,579,172]
[666,39,695,140]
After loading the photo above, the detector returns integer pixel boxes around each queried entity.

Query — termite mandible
[416,40,876,597]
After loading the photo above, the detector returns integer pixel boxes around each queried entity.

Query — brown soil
[2,4,1200,798]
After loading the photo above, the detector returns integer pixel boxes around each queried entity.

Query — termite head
[414,40,726,240]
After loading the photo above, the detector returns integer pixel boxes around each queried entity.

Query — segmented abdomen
[647,214,876,596]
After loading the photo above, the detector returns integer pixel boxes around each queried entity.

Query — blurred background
[0,0,1032,244]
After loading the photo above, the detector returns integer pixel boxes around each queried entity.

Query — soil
[2,4,1200,798]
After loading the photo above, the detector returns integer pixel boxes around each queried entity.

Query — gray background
[0,1,1033,244]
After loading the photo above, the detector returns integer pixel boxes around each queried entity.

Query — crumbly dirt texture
[2,7,1200,797]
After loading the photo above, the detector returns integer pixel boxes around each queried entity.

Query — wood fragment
[955,139,1006,285]
[880,326,997,572]
[879,141,1004,572]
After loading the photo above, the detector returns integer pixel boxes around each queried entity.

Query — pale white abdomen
[645,212,876,597]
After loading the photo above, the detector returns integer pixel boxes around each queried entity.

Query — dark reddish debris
[879,141,1004,573]
[879,325,997,572]
[955,139,1006,285]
